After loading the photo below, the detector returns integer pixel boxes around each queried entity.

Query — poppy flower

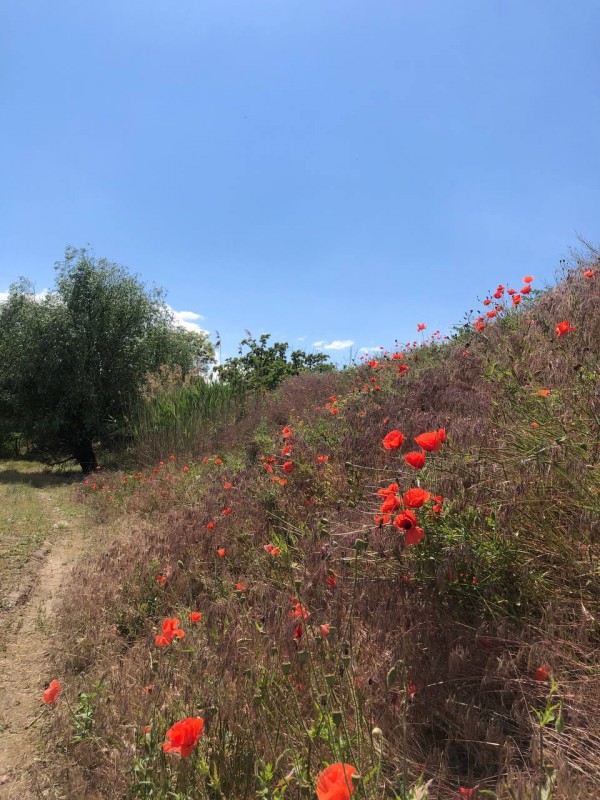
[459,790,476,799]
[42,679,62,705]
[326,573,337,588]
[555,320,576,336]
[235,581,248,591]
[214,458,222,465]
[320,623,331,636]
[282,426,292,440]
[331,407,339,414]
[402,488,431,508]
[392,351,404,359]
[473,319,486,331]
[382,430,404,450]
[155,618,185,647]
[217,547,226,557]
[521,284,531,295]
[583,269,595,278]
[407,681,417,698]
[183,466,189,473]
[417,323,426,331]
[404,451,426,469]
[380,493,401,514]
[223,482,232,489]
[414,430,444,452]
[523,275,534,283]
[536,389,551,397]
[169,455,175,460]
[282,461,294,474]
[290,600,310,620]
[377,482,399,497]
[393,509,417,531]
[317,455,329,463]
[264,463,274,473]
[223,507,232,515]
[156,574,167,585]
[316,762,358,800]
[535,666,550,682]
[531,422,539,428]
[162,717,204,757]
[189,611,202,623]
[373,514,391,526]
[482,298,492,306]
[206,521,215,530]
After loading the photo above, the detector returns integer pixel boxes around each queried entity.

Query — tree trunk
[72,439,97,474]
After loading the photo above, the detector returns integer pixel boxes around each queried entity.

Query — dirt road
[0,461,90,799]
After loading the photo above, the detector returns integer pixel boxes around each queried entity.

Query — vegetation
[7,253,600,798]
[0,247,214,472]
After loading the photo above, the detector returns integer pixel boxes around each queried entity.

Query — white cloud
[168,306,209,334]
[313,339,354,351]
[0,288,49,303]
[358,346,382,353]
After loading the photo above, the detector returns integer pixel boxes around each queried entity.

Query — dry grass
[45,259,599,799]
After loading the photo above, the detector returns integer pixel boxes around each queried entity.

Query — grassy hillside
[45,258,599,799]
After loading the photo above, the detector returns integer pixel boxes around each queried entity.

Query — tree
[0,248,214,471]
[216,333,333,391]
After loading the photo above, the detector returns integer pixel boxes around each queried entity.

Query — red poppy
[189,611,202,623]
[316,763,358,800]
[523,275,534,283]
[512,294,522,306]
[326,573,337,588]
[223,507,232,515]
[382,430,404,450]
[206,521,215,530]
[531,421,539,428]
[535,666,550,682]
[217,547,226,557]
[282,426,292,439]
[281,445,293,456]
[392,351,404,359]
[380,493,401,514]
[377,482,399,497]
[521,284,531,295]
[402,488,431,508]
[393,509,417,530]
[42,679,62,705]
[482,298,492,306]
[290,600,310,620]
[235,581,248,591]
[407,681,417,698]
[583,269,595,278]
[264,463,274,473]
[373,514,391,526]
[473,319,486,331]
[537,389,551,397]
[414,430,444,452]
[459,789,476,799]
[294,624,303,640]
[155,618,185,647]
[223,482,232,489]
[417,323,426,331]
[162,717,204,757]
[320,623,331,636]
[317,455,329,463]
[156,574,167,585]
[404,451,426,469]
[282,461,294,474]
[555,320,575,336]
[214,458,222,464]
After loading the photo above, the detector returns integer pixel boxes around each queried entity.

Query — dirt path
[0,462,92,799]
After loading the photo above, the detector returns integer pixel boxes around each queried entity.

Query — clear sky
[1,0,599,361]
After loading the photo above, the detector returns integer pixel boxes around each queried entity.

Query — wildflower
[282,461,294,474]
[316,762,358,800]
[414,430,444,452]
[402,488,431,508]
[281,445,293,456]
[42,679,62,705]
[320,623,331,636]
[155,618,185,647]
[459,790,476,799]
[294,624,303,640]
[264,463,274,473]
[206,521,215,530]
[290,600,310,620]
[183,466,189,473]
[377,482,399,497]
[407,681,417,698]
[404,451,426,469]
[382,430,404,450]
[282,426,292,439]
[536,389,551,397]
[222,507,232,515]
[142,724,152,735]
[326,573,337,588]
[317,455,329,463]
[189,611,202,623]
[512,294,522,306]
[583,269,595,278]
[473,319,486,331]
[156,574,167,585]
[235,581,248,591]
[217,547,226,557]
[373,514,391,526]
[417,323,426,331]
[331,407,339,414]
[392,351,404,359]
[380,493,401,514]
[521,284,531,295]
[523,275,534,283]
[162,717,204,757]
[169,455,175,460]
[393,509,417,531]
[555,320,576,336]
[482,298,491,306]
[142,684,154,693]
[531,422,539,428]
[223,482,232,489]
[535,666,550,682]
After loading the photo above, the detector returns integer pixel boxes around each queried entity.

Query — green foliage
[0,247,214,471]
[217,333,334,391]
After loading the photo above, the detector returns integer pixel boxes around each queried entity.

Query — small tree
[216,333,333,391]
[0,247,214,471]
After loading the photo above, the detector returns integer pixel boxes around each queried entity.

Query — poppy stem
[25,707,48,730]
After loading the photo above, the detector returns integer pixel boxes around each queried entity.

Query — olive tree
[0,247,214,471]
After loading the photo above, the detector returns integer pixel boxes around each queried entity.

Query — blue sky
[1,0,599,361]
